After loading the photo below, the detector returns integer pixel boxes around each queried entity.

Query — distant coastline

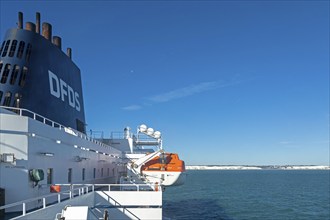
[186,165,330,170]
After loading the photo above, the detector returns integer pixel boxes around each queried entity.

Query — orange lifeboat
[141,153,186,186]
[141,153,185,172]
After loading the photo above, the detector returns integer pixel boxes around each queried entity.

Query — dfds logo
[48,70,81,111]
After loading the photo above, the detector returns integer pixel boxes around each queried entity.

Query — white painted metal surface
[59,206,89,220]
[0,107,123,212]
[2,184,162,220]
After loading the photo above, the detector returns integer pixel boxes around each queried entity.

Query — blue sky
[1,0,329,165]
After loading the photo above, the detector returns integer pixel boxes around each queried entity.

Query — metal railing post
[58,194,61,203]
[22,203,26,216]
[43,198,46,209]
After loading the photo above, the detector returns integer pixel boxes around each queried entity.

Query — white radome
[153,131,161,139]
[147,127,154,135]
[139,124,147,132]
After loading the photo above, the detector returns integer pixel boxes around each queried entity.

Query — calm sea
[163,170,330,220]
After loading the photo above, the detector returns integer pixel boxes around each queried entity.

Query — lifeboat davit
[141,153,186,186]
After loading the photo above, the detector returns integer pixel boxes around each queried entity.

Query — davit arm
[129,149,164,176]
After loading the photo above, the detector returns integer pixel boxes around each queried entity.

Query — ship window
[0,41,5,55]
[1,64,11,84]
[3,92,12,106]
[101,168,104,177]
[17,41,25,59]
[47,168,53,184]
[107,168,110,176]
[68,168,72,183]
[0,91,3,104]
[13,93,22,108]
[93,168,96,179]
[18,66,28,87]
[8,40,18,57]
[2,40,10,57]
[82,168,85,181]
[10,65,20,85]
[25,43,32,62]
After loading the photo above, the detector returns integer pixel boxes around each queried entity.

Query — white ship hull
[0,108,124,212]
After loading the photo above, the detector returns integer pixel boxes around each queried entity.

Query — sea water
[163,170,330,220]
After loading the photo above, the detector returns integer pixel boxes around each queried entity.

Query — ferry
[0,12,186,220]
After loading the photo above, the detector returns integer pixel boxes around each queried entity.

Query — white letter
[48,71,60,98]
[67,85,75,108]
[75,92,81,112]
[60,79,67,102]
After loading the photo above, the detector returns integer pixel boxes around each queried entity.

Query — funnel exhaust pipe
[18,12,23,29]
[26,22,36,32]
[16,12,72,60]
[53,36,62,49]
[36,12,41,34]
[42,22,52,40]
[67,48,72,59]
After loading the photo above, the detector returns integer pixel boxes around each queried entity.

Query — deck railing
[0,106,112,148]
[0,183,160,217]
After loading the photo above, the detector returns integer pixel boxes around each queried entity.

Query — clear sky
[1,0,329,165]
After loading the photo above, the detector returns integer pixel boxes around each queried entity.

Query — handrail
[0,106,111,148]
[0,185,87,214]
[0,183,159,217]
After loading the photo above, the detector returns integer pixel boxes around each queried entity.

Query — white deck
[1,184,162,220]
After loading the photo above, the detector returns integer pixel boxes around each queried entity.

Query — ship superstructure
[0,12,185,220]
